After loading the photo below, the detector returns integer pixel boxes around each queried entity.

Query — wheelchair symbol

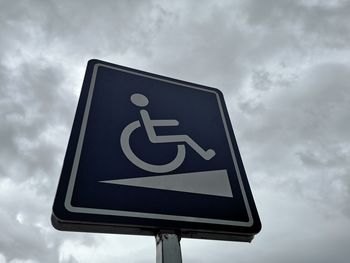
[120,93,216,173]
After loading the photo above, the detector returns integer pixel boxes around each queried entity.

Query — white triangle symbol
[99,169,233,198]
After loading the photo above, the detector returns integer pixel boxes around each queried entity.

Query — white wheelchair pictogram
[120,93,216,173]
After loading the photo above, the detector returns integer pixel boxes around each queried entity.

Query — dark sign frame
[52,59,261,242]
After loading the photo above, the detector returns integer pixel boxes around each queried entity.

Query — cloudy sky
[1,0,350,262]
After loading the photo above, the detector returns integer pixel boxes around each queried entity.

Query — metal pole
[156,233,182,263]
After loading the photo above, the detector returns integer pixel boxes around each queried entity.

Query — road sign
[52,59,261,242]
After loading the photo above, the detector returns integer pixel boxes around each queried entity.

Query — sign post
[52,59,261,257]
[156,233,182,263]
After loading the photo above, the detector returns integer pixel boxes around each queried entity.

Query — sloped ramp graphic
[100,169,233,198]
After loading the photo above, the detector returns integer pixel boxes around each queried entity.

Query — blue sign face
[52,59,261,242]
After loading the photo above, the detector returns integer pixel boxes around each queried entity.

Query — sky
[0,0,350,262]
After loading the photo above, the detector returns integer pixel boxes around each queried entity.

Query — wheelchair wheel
[120,120,186,173]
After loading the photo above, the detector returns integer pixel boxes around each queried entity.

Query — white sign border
[64,63,254,227]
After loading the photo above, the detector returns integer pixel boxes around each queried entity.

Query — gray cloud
[238,62,350,203]
[0,61,71,192]
[243,0,350,48]
[1,0,350,262]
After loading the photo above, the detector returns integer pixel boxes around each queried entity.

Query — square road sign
[52,59,261,242]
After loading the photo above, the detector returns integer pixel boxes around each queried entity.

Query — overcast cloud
[1,0,350,262]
